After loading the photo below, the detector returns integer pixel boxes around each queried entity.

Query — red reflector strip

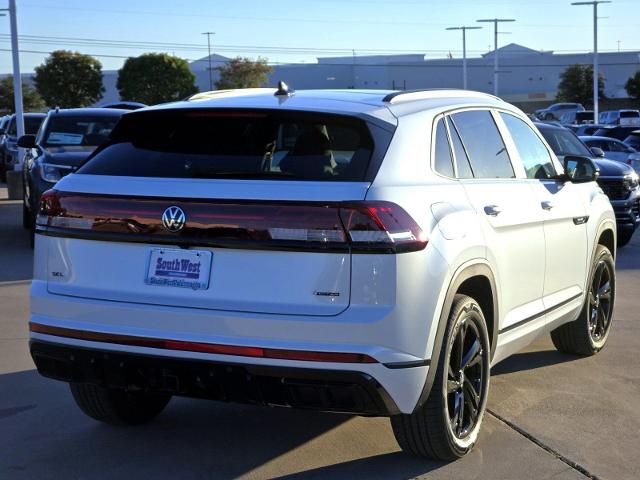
[30,323,377,364]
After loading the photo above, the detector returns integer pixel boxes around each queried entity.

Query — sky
[1,0,639,74]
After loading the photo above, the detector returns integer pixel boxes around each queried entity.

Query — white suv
[29,88,616,460]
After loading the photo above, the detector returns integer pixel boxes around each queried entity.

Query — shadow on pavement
[276,452,442,480]
[0,369,445,479]
[615,232,640,270]
[492,349,581,376]
[0,200,32,282]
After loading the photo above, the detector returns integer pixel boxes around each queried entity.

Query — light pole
[1,0,24,150]
[202,31,215,91]
[477,18,515,96]
[446,26,482,90]
[571,1,611,124]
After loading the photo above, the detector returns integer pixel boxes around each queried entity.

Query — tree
[556,64,605,107]
[625,71,640,100]
[34,50,104,108]
[215,57,272,89]
[117,53,197,105]
[0,76,45,112]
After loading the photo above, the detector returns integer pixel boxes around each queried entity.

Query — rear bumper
[30,340,400,416]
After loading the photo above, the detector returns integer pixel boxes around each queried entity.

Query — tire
[544,113,554,120]
[616,229,634,248]
[391,294,491,460]
[70,383,171,425]
[550,244,615,355]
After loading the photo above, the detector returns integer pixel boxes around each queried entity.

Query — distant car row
[534,122,640,247]
[533,102,640,128]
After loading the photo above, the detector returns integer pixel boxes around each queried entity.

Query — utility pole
[446,26,482,90]
[572,1,611,124]
[202,31,215,91]
[1,0,24,158]
[477,18,515,97]
[352,49,356,89]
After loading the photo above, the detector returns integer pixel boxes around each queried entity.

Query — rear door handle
[484,205,503,216]
[541,201,554,210]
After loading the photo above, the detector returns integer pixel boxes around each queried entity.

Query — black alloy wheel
[588,258,613,342]
[550,244,615,355]
[391,294,490,460]
[446,311,485,439]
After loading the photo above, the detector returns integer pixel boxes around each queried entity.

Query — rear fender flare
[412,261,498,413]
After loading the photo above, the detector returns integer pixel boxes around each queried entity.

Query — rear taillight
[36,190,427,254]
[339,202,428,253]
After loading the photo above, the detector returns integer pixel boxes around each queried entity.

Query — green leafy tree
[215,57,272,89]
[34,50,104,108]
[117,53,197,105]
[0,76,46,112]
[556,64,605,107]
[625,70,640,100]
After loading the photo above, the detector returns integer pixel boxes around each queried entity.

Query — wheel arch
[596,223,616,259]
[413,261,498,413]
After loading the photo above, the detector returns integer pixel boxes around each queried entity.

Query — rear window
[621,111,640,118]
[43,115,120,152]
[7,116,44,135]
[78,109,374,181]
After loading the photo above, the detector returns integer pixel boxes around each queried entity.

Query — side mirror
[564,155,599,183]
[17,134,36,149]
[590,147,605,158]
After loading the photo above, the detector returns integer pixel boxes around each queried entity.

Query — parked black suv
[20,108,125,231]
[0,113,46,181]
[536,122,639,246]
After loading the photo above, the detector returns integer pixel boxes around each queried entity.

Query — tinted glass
[433,118,454,177]
[500,113,555,179]
[43,116,120,152]
[621,111,639,118]
[539,128,592,157]
[79,110,373,181]
[447,117,473,178]
[7,116,44,136]
[583,139,607,150]
[623,134,640,149]
[608,140,627,152]
[451,110,514,179]
[575,112,594,123]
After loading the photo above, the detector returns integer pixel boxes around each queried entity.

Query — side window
[500,113,556,179]
[609,140,626,152]
[7,119,16,136]
[433,118,454,177]
[450,110,514,179]
[446,117,474,178]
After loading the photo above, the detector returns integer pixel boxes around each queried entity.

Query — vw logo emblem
[162,206,186,232]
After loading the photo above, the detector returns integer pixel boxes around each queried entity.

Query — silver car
[580,135,640,174]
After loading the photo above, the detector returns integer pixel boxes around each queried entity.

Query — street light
[571,1,611,124]
[446,26,482,90]
[1,0,24,160]
[202,31,215,91]
[477,18,515,96]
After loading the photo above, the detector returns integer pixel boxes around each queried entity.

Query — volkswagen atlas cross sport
[29,86,616,461]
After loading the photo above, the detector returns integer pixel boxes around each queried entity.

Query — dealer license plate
[145,248,212,290]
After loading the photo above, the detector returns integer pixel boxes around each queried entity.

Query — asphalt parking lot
[0,185,638,480]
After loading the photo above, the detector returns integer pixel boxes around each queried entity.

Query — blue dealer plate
[145,248,212,290]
